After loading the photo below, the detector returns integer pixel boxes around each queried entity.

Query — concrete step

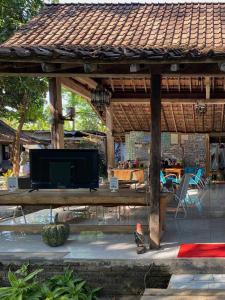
[141,288,225,299]
[168,274,225,289]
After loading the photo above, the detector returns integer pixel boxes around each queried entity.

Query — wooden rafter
[74,77,97,89]
[171,104,178,132]
[112,111,125,132]
[162,105,169,131]
[129,104,142,129]
[111,98,225,104]
[221,104,225,132]
[193,104,196,133]
[139,105,150,130]
[212,105,215,131]
[181,104,187,133]
[143,78,147,93]
[120,104,134,130]
[205,76,211,100]
[110,78,115,92]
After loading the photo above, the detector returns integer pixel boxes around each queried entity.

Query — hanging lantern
[195,101,207,116]
[91,84,111,116]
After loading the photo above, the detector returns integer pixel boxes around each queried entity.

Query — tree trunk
[12,94,28,176]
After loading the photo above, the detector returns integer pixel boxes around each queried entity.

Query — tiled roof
[1,3,225,61]
[0,120,41,144]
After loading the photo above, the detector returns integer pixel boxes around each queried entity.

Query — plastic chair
[174,174,191,219]
[189,168,205,188]
[175,174,204,218]
[160,170,180,185]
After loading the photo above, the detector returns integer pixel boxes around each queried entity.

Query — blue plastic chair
[160,170,180,185]
[189,168,205,188]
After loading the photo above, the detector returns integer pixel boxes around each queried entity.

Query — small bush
[0,263,101,300]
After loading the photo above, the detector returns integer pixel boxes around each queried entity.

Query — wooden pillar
[49,78,64,149]
[149,73,161,249]
[106,105,115,169]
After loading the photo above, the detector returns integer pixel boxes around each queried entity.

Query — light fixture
[195,101,207,115]
[91,84,111,116]
[170,64,180,72]
[56,107,75,124]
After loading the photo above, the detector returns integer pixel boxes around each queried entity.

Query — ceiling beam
[61,77,91,100]
[73,77,98,89]
[111,98,225,104]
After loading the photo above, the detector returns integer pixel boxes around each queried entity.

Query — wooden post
[149,73,161,249]
[106,105,115,169]
[49,78,64,149]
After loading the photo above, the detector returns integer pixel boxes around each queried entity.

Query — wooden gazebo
[1,3,225,248]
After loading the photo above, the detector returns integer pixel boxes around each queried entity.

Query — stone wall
[0,259,170,297]
[125,131,207,168]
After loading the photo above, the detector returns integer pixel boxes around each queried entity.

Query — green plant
[0,265,102,300]
[0,264,43,300]
[48,269,101,300]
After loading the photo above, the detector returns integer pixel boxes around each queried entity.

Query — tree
[62,88,106,132]
[0,77,47,174]
[0,0,47,175]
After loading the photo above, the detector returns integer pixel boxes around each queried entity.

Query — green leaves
[0,264,102,300]
[0,0,43,43]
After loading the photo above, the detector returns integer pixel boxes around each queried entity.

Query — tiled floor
[169,274,225,289]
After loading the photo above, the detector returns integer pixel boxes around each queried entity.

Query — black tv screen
[30,149,99,190]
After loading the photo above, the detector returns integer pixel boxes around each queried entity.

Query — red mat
[178,244,225,258]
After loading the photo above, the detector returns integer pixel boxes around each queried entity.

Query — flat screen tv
[30,149,99,190]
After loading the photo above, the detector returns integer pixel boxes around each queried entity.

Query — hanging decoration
[195,101,207,116]
[91,84,111,116]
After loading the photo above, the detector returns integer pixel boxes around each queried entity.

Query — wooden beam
[49,78,64,149]
[205,76,211,100]
[73,77,97,89]
[0,224,149,234]
[106,105,115,168]
[181,104,187,133]
[120,104,135,130]
[0,189,171,205]
[111,98,225,104]
[129,104,142,129]
[171,104,178,132]
[113,111,125,132]
[221,104,225,132]
[193,104,196,133]
[162,105,169,131]
[61,77,91,100]
[149,73,161,249]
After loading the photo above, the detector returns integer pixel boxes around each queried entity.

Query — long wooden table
[0,189,173,235]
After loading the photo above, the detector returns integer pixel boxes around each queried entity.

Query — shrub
[0,264,101,300]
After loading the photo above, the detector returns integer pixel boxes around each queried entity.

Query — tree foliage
[0,0,47,175]
[62,88,106,132]
[0,0,43,43]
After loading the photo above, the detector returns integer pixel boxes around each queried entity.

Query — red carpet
[178,244,225,258]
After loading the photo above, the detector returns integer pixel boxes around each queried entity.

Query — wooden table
[164,167,183,179]
[0,189,173,235]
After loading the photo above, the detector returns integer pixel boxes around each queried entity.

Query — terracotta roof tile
[2,3,225,61]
